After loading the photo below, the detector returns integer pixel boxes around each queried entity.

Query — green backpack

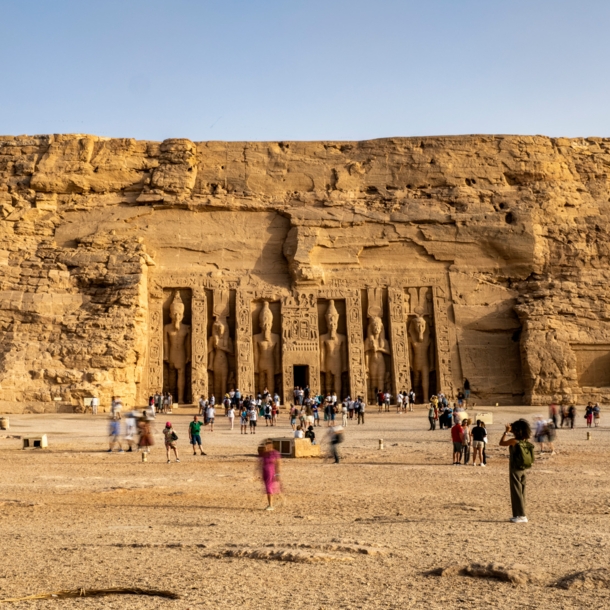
[511,440,535,470]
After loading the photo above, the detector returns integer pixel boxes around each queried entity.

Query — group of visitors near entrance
[103,377,601,521]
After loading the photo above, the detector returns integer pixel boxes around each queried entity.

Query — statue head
[411,314,427,342]
[369,315,383,338]
[170,292,185,325]
[326,300,339,335]
[259,301,273,337]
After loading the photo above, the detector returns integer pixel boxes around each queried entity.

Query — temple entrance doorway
[293,365,309,389]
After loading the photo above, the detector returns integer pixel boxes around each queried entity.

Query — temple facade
[2,134,610,411]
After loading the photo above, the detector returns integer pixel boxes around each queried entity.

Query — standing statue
[163,292,191,403]
[253,301,281,396]
[207,315,233,399]
[319,300,347,397]
[364,315,390,401]
[408,314,433,403]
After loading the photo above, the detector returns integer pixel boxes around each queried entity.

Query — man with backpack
[500,419,535,523]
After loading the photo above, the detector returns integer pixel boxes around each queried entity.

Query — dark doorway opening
[293,365,309,389]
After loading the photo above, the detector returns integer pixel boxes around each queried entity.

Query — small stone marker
[379,439,384,450]
[22,434,48,449]
[0,417,9,430]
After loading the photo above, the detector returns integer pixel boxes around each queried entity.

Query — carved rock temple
[1,134,610,412]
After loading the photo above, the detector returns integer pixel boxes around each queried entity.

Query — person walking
[451,419,464,465]
[472,420,486,466]
[248,404,258,434]
[357,398,365,425]
[227,405,235,430]
[124,410,137,452]
[341,401,348,427]
[240,405,248,434]
[428,402,437,431]
[568,405,576,429]
[108,417,123,452]
[259,439,281,510]
[91,395,99,416]
[206,403,215,432]
[463,378,471,405]
[189,416,205,455]
[137,412,154,454]
[163,422,180,463]
[461,418,472,465]
[593,403,601,427]
[328,425,344,464]
[585,403,594,428]
[499,419,534,523]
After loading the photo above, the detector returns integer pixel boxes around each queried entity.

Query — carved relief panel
[281,291,320,403]
[388,287,410,394]
[235,289,255,396]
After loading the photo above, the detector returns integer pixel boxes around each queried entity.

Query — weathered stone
[1,133,610,411]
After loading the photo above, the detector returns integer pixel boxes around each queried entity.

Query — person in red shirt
[451,420,464,465]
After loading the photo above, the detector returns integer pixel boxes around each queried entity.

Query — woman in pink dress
[259,440,281,511]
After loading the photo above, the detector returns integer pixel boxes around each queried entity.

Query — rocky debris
[554,569,610,590]
[210,547,355,564]
[430,562,546,585]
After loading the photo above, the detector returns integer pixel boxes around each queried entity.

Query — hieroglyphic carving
[281,291,320,399]
[432,284,455,398]
[235,289,254,396]
[345,290,367,400]
[388,287,410,393]
[148,296,163,393]
[191,288,207,400]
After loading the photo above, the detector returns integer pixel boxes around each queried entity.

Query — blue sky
[1,0,609,141]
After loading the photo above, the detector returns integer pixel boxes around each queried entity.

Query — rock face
[1,133,609,411]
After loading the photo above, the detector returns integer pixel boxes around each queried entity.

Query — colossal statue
[163,292,191,403]
[408,314,433,403]
[319,300,347,397]
[364,315,390,400]
[207,315,233,399]
[253,301,280,395]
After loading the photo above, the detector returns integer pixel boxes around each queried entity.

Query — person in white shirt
[227,406,235,430]
[248,406,258,434]
[91,396,99,415]
[396,392,403,413]
[294,425,304,439]
[341,402,348,426]
[206,405,215,432]
[198,395,207,416]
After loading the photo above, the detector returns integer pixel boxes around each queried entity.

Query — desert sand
[0,406,609,609]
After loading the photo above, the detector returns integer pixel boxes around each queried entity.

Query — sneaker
[265,506,274,511]
[481,463,486,467]
[119,449,124,453]
[167,460,171,464]
[510,516,528,523]
[176,459,180,463]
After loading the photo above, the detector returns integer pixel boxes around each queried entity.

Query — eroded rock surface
[1,134,610,410]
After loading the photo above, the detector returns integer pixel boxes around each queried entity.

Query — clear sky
[1,0,609,141]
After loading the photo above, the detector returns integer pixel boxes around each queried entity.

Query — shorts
[250,420,257,428]
[464,390,471,398]
[165,442,176,449]
[472,440,484,449]
[241,419,247,425]
[306,415,314,424]
[190,434,202,445]
[453,442,463,452]
[290,418,297,425]
[207,418,215,424]
[265,415,271,420]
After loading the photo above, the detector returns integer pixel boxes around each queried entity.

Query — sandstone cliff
[1,134,609,411]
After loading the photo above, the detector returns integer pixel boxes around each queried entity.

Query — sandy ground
[0,405,609,609]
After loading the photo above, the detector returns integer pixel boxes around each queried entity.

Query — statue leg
[177,367,186,403]
[422,367,429,404]
[413,369,422,403]
[332,369,341,399]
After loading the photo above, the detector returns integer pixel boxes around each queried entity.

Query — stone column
[190,288,208,401]
[432,284,455,398]
[345,289,367,400]
[388,287,410,394]
[235,289,255,396]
